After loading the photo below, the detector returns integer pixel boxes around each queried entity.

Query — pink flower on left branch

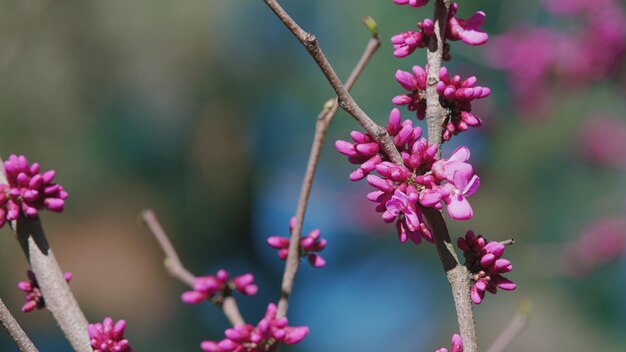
[267,217,327,268]
[200,303,308,352]
[181,269,258,305]
[88,317,132,352]
[18,269,72,313]
[0,154,68,228]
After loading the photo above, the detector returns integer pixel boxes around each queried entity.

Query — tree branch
[423,1,479,351]
[486,300,532,352]
[262,0,403,166]
[277,26,381,318]
[0,298,39,352]
[139,209,245,326]
[0,157,91,352]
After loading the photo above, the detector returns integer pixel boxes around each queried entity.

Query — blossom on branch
[17,269,72,313]
[266,217,326,268]
[181,269,258,305]
[393,0,429,8]
[88,317,132,352]
[391,19,434,58]
[200,303,309,352]
[436,334,463,352]
[0,154,68,228]
[446,3,488,46]
[457,231,516,304]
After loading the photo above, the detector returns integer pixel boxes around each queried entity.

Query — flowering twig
[276,19,381,318]
[486,300,532,352]
[262,0,404,166]
[139,209,245,326]
[422,1,479,351]
[0,157,91,352]
[0,298,38,352]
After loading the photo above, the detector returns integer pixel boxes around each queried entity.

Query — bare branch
[139,209,245,326]
[0,298,39,352]
[277,27,381,318]
[487,300,532,352]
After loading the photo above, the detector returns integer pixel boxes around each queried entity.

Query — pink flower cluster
[393,66,490,140]
[88,317,132,352]
[17,270,72,313]
[200,303,309,352]
[181,269,258,305]
[457,231,516,304]
[391,2,487,59]
[436,334,463,352]
[488,0,626,116]
[0,154,68,228]
[336,111,480,244]
[266,217,326,268]
[563,217,626,276]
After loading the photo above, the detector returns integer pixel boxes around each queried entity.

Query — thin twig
[0,157,91,352]
[486,300,532,352]
[277,25,381,318]
[422,1,479,351]
[500,239,516,246]
[0,298,39,352]
[262,0,403,166]
[139,209,245,326]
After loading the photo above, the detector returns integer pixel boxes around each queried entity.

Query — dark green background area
[0,0,625,351]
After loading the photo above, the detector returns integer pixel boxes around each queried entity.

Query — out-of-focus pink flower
[181,269,258,304]
[578,115,626,169]
[458,231,516,304]
[446,3,488,46]
[393,0,429,8]
[200,303,309,352]
[17,270,72,313]
[267,217,326,268]
[436,334,463,352]
[0,154,68,228]
[88,317,132,352]
[563,217,626,276]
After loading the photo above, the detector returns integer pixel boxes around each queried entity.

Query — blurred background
[0,0,625,350]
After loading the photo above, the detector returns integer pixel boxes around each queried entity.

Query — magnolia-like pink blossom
[436,334,463,352]
[0,154,68,228]
[200,303,309,352]
[17,270,72,313]
[267,217,326,268]
[393,0,429,8]
[88,317,132,352]
[181,269,258,304]
[436,68,490,141]
[391,19,434,58]
[446,3,488,46]
[458,231,516,304]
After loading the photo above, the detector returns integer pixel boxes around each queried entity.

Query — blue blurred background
[1,0,625,350]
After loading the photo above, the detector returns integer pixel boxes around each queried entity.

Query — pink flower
[393,0,429,8]
[200,303,309,352]
[17,270,72,313]
[181,269,258,304]
[267,217,326,268]
[0,154,68,227]
[436,334,463,352]
[88,317,132,352]
[391,19,434,58]
[392,66,428,120]
[458,231,516,304]
[446,3,488,46]
[432,147,480,220]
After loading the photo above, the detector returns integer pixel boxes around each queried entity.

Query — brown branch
[262,0,403,166]
[486,300,532,352]
[277,24,381,318]
[139,209,245,326]
[0,157,91,352]
[0,298,39,352]
[423,1,479,351]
